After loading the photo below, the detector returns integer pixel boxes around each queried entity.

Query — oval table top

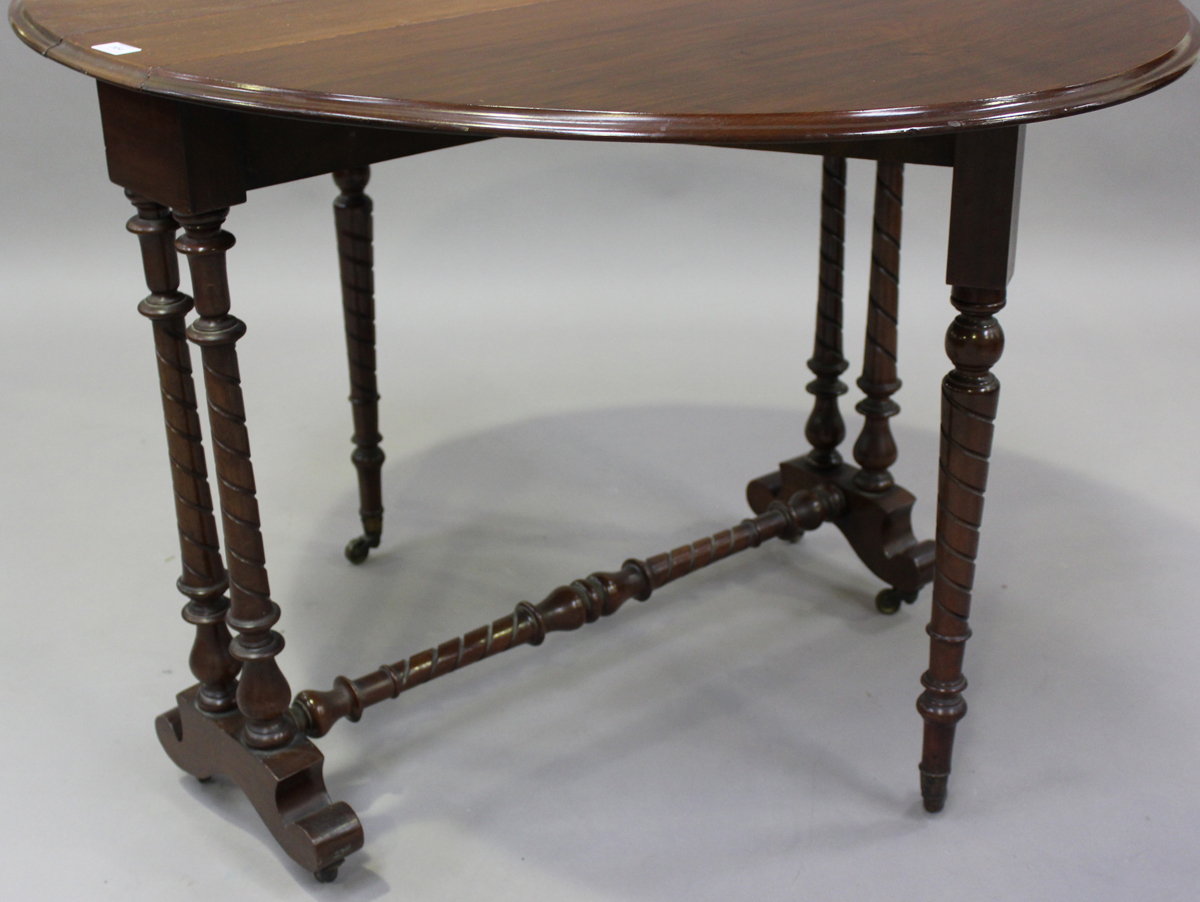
[10,0,1200,142]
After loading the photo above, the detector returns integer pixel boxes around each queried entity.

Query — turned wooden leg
[853,162,916,614]
[918,286,1005,810]
[128,193,239,714]
[804,155,849,470]
[333,167,385,564]
[917,125,1023,812]
[853,161,904,495]
[175,209,295,751]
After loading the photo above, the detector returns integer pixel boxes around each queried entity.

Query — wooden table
[10,0,1199,883]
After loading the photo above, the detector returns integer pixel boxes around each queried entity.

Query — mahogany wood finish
[176,209,296,752]
[156,685,363,881]
[761,158,931,615]
[293,486,845,738]
[333,167,385,564]
[746,459,935,602]
[11,0,1199,884]
[163,207,365,879]
[94,81,483,216]
[917,125,1024,813]
[853,161,905,495]
[11,0,1197,141]
[727,136,956,168]
[129,193,239,713]
[803,156,849,471]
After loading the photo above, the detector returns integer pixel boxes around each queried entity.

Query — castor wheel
[344,532,380,564]
[313,863,341,883]
[875,587,919,615]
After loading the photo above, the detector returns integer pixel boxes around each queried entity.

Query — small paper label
[91,42,142,56]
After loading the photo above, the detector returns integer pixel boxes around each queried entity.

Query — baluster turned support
[292,486,845,737]
[918,287,1004,811]
[128,193,240,714]
[176,209,295,751]
[333,167,385,564]
[804,156,850,469]
[853,161,905,493]
[918,125,1023,813]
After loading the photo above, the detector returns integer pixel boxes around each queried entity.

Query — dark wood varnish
[129,194,240,714]
[293,485,846,737]
[177,209,296,752]
[156,685,362,881]
[9,0,1196,884]
[917,126,1023,813]
[746,459,935,601]
[765,157,932,615]
[803,155,849,471]
[11,0,1200,141]
[917,285,1005,812]
[852,161,905,494]
[95,80,484,215]
[333,167,385,564]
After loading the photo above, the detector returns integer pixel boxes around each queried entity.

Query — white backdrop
[3,5,1200,900]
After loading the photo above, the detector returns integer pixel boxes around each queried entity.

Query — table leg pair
[130,126,1022,880]
[126,194,359,878]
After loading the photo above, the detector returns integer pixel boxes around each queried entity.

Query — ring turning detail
[292,484,847,740]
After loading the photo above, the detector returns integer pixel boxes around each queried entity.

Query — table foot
[156,685,363,879]
[919,765,950,813]
[746,458,935,603]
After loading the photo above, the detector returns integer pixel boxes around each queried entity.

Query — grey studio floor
[5,17,1200,902]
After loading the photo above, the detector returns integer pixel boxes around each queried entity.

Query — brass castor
[344,533,381,564]
[314,863,341,883]
[875,587,919,615]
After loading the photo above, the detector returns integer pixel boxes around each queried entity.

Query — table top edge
[10,0,1200,143]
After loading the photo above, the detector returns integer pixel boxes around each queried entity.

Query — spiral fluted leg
[851,162,917,614]
[175,209,295,752]
[333,168,384,564]
[748,161,930,607]
[129,193,240,714]
[804,155,850,470]
[917,287,1005,812]
[853,161,904,495]
[160,206,362,880]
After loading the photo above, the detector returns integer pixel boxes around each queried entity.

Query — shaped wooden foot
[156,685,363,880]
[746,457,935,600]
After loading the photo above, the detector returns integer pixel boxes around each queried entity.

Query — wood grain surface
[10,0,1199,141]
